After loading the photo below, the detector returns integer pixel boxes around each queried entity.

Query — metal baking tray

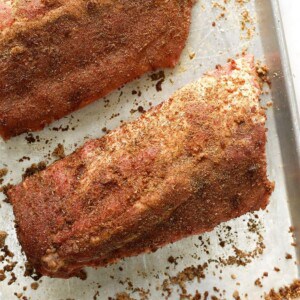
[1,0,300,299]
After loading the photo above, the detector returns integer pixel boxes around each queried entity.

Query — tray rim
[269,0,300,275]
[271,0,300,152]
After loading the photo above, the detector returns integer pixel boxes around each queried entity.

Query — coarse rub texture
[0,0,194,139]
[8,56,274,278]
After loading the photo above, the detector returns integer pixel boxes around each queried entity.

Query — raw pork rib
[8,56,274,278]
[0,0,194,139]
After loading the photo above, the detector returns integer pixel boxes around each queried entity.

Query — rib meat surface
[8,56,274,278]
[0,0,194,139]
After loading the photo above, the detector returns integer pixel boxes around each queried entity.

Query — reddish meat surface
[0,2,13,30]
[0,0,194,139]
[8,57,274,278]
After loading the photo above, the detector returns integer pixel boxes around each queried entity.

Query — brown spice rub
[265,280,300,300]
[0,0,195,139]
[0,230,7,248]
[7,56,273,278]
[22,161,47,180]
[0,167,8,184]
[162,263,208,297]
[52,143,65,159]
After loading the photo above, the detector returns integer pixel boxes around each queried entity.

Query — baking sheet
[1,0,300,299]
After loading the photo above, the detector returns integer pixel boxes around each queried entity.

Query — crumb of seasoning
[18,156,31,162]
[167,256,177,265]
[25,133,36,144]
[219,241,225,247]
[285,253,293,260]
[254,278,263,288]
[189,52,196,60]
[0,231,7,248]
[31,282,39,290]
[256,62,271,87]
[93,290,100,300]
[162,263,208,297]
[233,290,241,300]
[0,270,6,281]
[51,125,69,132]
[0,168,8,184]
[137,106,146,114]
[76,269,87,280]
[212,21,216,27]
[1,245,14,257]
[289,226,295,233]
[0,183,13,202]
[263,272,268,277]
[150,70,165,92]
[112,292,134,300]
[231,274,237,280]
[22,161,47,180]
[3,261,17,272]
[156,79,164,92]
[235,0,250,5]
[52,143,65,159]
[8,272,17,285]
[265,280,300,300]
[274,267,280,272]
[23,262,42,281]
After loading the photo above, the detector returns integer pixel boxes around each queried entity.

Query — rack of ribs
[0,0,194,139]
[7,56,274,278]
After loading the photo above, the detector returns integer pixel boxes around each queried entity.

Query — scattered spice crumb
[52,144,65,159]
[31,282,39,290]
[25,133,37,144]
[23,262,42,281]
[254,278,263,288]
[189,52,196,60]
[18,156,30,162]
[289,226,295,233]
[265,280,300,300]
[0,270,6,281]
[7,272,17,285]
[167,256,178,265]
[233,290,241,300]
[235,0,250,5]
[256,62,271,87]
[112,292,134,300]
[0,231,7,248]
[76,269,87,280]
[51,125,69,132]
[93,290,100,300]
[137,106,146,114]
[162,263,208,296]
[0,168,8,185]
[22,162,47,180]
[150,70,165,92]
